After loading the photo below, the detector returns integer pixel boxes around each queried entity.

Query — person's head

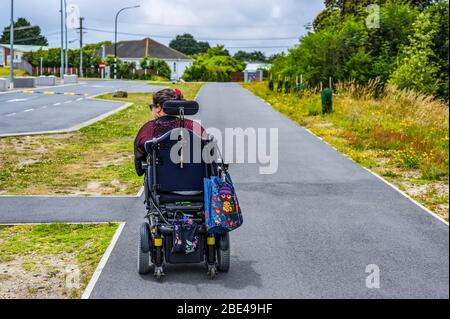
[150,88,184,118]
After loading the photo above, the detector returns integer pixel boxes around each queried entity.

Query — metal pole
[60,0,64,80]
[9,0,14,89]
[64,0,68,73]
[40,57,43,76]
[79,17,84,78]
[114,5,140,80]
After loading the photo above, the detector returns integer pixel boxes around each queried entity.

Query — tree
[0,18,48,46]
[169,34,210,56]
[390,1,448,97]
[233,51,267,62]
[183,45,244,82]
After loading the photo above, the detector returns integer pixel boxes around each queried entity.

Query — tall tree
[169,34,210,56]
[0,18,48,46]
[233,50,267,62]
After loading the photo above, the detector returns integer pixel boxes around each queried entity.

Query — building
[103,38,193,80]
[0,44,47,67]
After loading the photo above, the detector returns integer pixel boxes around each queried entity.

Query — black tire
[138,223,151,274]
[217,233,230,272]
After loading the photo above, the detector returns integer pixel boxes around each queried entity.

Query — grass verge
[0,82,203,195]
[0,67,27,77]
[0,222,119,299]
[243,81,449,221]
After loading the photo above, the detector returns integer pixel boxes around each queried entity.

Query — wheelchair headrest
[163,100,199,116]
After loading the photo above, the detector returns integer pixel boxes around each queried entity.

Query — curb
[81,222,126,299]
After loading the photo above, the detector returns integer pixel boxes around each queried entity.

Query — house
[102,38,193,80]
[0,44,47,67]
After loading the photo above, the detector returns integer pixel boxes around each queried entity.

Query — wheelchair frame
[137,101,230,280]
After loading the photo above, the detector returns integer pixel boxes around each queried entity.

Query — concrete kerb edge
[81,222,126,299]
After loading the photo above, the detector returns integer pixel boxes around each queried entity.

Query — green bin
[321,88,333,114]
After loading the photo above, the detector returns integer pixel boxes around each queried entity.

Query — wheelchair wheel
[217,233,230,272]
[137,223,151,274]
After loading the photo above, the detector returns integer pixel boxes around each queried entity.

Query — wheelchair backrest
[145,128,212,193]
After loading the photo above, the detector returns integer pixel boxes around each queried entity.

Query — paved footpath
[0,83,448,298]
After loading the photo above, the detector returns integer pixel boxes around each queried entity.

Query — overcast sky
[0,0,324,56]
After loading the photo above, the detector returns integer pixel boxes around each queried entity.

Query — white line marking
[76,98,83,101]
[53,102,61,106]
[363,168,449,226]
[5,112,16,117]
[304,128,448,226]
[6,98,28,103]
[23,108,34,113]
[64,100,73,104]
[136,186,144,197]
[251,91,449,227]
[39,106,48,109]
[81,222,126,299]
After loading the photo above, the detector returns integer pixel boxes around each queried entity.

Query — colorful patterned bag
[204,173,243,234]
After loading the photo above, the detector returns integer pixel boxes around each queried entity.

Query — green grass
[243,81,449,220]
[0,223,119,299]
[0,82,203,195]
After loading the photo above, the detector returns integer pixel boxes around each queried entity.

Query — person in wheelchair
[134,88,204,177]
[135,88,231,280]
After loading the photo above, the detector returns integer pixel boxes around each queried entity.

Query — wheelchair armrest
[141,161,149,170]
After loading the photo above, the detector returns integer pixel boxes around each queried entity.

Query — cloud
[0,0,324,55]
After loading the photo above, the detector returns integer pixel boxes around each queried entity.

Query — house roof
[102,38,192,60]
[0,44,47,52]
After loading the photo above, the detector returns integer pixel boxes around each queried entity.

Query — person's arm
[134,122,154,176]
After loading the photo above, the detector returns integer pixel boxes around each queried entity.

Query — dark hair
[150,88,184,110]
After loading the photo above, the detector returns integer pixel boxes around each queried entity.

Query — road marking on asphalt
[53,102,61,106]
[6,98,28,103]
[23,108,34,113]
[81,222,126,299]
[303,127,448,226]
[5,113,16,117]
[64,100,73,104]
[39,106,48,109]
[76,98,83,101]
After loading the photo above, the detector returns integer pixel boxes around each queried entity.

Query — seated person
[134,88,205,176]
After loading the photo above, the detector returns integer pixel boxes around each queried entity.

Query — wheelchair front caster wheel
[154,266,165,280]
[207,265,217,280]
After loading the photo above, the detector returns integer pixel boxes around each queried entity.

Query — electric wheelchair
[137,100,231,280]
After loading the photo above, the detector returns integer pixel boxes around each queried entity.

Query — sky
[0,0,325,56]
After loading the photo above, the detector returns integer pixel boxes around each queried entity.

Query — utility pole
[60,0,64,80]
[79,17,84,78]
[9,0,14,89]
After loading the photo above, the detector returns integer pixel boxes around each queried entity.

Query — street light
[114,5,140,80]
[9,0,14,89]
[64,0,68,73]
[60,0,64,80]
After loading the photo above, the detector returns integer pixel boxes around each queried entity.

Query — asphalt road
[0,80,164,136]
[0,83,447,299]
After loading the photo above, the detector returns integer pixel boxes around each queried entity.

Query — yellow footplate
[207,236,215,246]
[154,238,163,247]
